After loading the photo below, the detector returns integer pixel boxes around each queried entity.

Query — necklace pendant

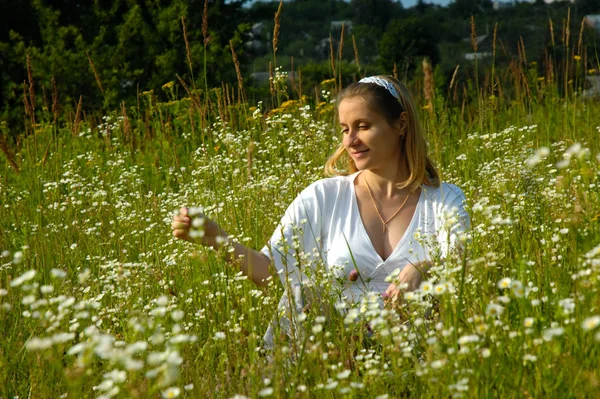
[382,224,388,233]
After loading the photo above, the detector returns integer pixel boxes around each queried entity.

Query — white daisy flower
[582,316,600,331]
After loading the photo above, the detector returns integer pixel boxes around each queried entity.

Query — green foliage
[2,0,600,139]
[378,16,440,74]
[1,54,600,397]
[0,0,250,132]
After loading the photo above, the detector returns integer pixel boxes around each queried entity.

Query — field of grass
[2,28,600,398]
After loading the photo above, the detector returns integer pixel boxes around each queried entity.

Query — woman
[172,75,468,343]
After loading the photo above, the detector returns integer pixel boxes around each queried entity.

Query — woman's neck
[360,161,411,199]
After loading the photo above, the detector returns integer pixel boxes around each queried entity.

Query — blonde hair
[324,75,440,191]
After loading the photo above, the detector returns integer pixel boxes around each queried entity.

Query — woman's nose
[345,129,360,145]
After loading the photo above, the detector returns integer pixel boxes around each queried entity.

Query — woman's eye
[359,125,369,129]
[341,128,349,134]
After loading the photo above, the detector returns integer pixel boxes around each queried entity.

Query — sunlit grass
[2,62,600,398]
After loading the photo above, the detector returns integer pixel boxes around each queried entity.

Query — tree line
[1,0,599,132]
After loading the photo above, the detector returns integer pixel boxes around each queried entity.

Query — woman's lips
[351,149,369,158]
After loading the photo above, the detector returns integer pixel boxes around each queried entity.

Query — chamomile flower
[162,387,181,399]
[419,281,433,294]
[486,303,504,317]
[497,277,512,289]
[524,318,535,328]
[582,316,600,331]
[433,283,447,295]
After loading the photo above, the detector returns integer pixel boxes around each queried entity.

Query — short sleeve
[261,183,324,287]
[436,184,470,257]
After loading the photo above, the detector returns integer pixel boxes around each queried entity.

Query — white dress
[261,171,469,348]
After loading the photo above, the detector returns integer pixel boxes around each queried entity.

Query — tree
[350,0,401,33]
[448,0,492,18]
[378,16,439,74]
[575,0,600,14]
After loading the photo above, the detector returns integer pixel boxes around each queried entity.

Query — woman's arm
[172,207,272,287]
[228,242,272,287]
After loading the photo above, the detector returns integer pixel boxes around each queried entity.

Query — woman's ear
[396,112,408,138]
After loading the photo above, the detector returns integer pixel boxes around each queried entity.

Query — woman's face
[339,96,404,172]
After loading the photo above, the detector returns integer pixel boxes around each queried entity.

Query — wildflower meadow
[2,14,600,399]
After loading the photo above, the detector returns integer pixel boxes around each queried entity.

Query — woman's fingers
[172,215,190,224]
[171,217,190,230]
[384,283,402,308]
[172,211,192,240]
[172,209,228,248]
[398,264,422,291]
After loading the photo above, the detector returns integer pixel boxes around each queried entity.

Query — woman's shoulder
[422,181,466,205]
[301,173,357,195]
[284,174,355,217]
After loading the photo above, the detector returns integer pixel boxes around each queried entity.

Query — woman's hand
[171,207,229,250]
[172,207,272,287]
[383,263,427,308]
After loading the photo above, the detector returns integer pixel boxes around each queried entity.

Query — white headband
[359,76,400,101]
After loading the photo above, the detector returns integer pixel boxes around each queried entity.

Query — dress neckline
[349,171,423,263]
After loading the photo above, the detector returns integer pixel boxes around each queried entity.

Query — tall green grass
[1,10,600,398]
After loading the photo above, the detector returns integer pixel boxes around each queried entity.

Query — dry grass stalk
[26,55,36,114]
[269,62,275,97]
[73,95,83,137]
[490,23,498,97]
[120,102,132,144]
[176,74,202,109]
[577,17,585,58]
[86,51,104,95]
[298,69,303,99]
[492,23,497,59]
[518,36,527,65]
[337,23,345,88]
[202,0,210,46]
[329,34,336,79]
[352,34,360,73]
[422,58,434,114]
[273,0,283,57]
[41,136,53,167]
[188,106,196,138]
[224,82,231,108]
[449,65,460,91]
[338,22,345,61]
[0,135,20,173]
[470,16,478,53]
[508,60,521,99]
[393,62,398,79]
[290,56,296,94]
[42,86,49,114]
[545,49,554,82]
[460,84,467,121]
[229,40,245,102]
[246,140,254,180]
[562,10,571,95]
[51,76,59,124]
[215,86,225,123]
[521,68,532,101]
[23,81,32,118]
[565,8,570,47]
[549,18,555,48]
[496,75,504,99]
[452,80,459,103]
[182,16,193,75]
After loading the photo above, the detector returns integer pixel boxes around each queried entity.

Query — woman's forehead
[338,96,380,122]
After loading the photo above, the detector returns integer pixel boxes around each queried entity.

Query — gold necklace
[364,177,411,234]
